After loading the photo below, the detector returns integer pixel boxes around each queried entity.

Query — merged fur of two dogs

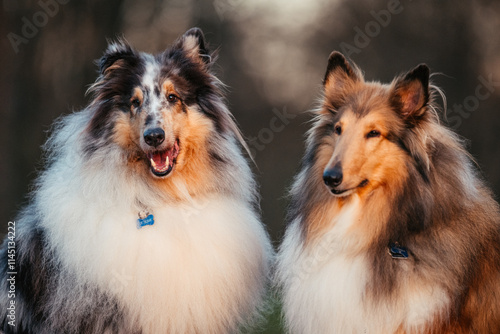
[1,28,500,333]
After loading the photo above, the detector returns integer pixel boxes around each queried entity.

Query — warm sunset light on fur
[276,51,500,334]
[0,28,273,334]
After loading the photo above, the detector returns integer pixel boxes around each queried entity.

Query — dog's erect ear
[323,51,361,110]
[177,27,212,64]
[98,40,138,75]
[323,51,359,85]
[391,64,430,122]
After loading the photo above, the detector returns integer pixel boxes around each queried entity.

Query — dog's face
[316,52,430,197]
[115,76,185,178]
[86,28,226,183]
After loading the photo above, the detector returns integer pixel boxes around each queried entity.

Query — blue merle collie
[0,28,273,334]
[276,52,500,333]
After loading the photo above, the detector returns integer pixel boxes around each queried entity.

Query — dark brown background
[2,1,500,332]
[2,0,500,245]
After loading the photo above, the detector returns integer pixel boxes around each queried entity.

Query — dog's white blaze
[277,195,449,334]
[142,60,163,119]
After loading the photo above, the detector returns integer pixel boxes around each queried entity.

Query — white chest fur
[43,194,270,333]
[277,197,449,334]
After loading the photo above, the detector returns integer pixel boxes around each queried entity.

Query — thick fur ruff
[276,52,500,333]
[0,28,273,334]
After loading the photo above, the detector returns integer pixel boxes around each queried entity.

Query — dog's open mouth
[147,140,180,177]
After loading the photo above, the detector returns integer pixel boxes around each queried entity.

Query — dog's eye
[167,94,178,103]
[131,98,141,108]
[334,125,342,135]
[366,130,381,138]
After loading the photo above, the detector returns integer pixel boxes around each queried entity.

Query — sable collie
[276,52,500,333]
[0,28,272,334]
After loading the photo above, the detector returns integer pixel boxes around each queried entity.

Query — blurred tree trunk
[0,0,126,236]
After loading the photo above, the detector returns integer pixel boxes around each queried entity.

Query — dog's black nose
[143,128,165,147]
[323,164,343,188]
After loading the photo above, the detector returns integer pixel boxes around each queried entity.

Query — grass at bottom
[242,295,285,334]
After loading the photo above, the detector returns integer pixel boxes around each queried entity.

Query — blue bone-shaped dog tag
[388,243,409,259]
[137,214,154,229]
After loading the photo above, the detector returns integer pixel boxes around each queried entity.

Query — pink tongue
[152,151,168,170]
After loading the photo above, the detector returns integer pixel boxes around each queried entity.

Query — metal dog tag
[388,242,409,259]
[137,211,154,229]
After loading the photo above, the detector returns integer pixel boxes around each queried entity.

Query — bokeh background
[1,0,500,332]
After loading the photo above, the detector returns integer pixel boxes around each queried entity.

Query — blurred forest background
[1,1,500,331]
